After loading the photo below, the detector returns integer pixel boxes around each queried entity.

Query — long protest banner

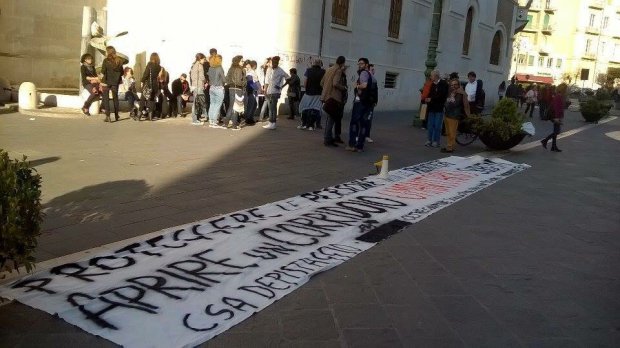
[0,156,529,348]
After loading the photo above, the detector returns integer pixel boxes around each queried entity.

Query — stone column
[80,6,96,94]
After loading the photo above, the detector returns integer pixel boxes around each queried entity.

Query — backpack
[358,70,377,106]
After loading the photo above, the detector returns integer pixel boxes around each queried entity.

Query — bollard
[18,82,38,111]
[378,155,389,179]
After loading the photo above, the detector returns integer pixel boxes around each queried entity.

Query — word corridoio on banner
[0,156,529,348]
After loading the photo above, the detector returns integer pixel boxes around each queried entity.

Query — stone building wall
[0,0,105,88]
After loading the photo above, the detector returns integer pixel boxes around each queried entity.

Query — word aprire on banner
[0,156,529,348]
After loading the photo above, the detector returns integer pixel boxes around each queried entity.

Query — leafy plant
[580,99,607,122]
[471,98,524,141]
[595,88,612,101]
[0,150,43,275]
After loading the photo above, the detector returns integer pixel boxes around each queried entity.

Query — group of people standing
[81,47,188,122]
[420,70,483,153]
[79,46,381,152]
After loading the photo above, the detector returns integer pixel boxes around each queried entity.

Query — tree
[607,67,620,85]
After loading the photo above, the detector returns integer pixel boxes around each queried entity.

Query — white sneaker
[231,126,241,131]
[264,122,277,130]
[210,124,225,129]
[307,127,314,131]
[262,122,272,129]
[366,137,374,143]
[297,125,306,130]
[192,121,202,126]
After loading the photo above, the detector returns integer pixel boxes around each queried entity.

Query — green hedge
[0,149,43,274]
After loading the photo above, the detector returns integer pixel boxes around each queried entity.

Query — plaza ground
[0,107,619,347]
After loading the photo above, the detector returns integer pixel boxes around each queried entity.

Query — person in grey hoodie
[189,53,208,125]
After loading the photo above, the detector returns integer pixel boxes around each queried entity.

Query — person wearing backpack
[465,71,484,114]
[345,58,373,152]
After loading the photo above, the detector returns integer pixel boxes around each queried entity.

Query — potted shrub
[580,99,607,123]
[471,98,527,150]
[0,149,43,276]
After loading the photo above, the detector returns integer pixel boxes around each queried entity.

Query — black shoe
[316,124,323,130]
[81,107,91,116]
[440,148,454,153]
[551,147,562,152]
[541,139,548,149]
[334,137,344,144]
[245,120,256,126]
[104,115,111,122]
[324,141,338,147]
[114,114,120,121]
[287,116,295,120]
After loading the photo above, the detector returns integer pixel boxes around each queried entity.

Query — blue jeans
[348,102,371,149]
[209,87,225,124]
[427,111,444,143]
[365,108,374,138]
[267,94,280,123]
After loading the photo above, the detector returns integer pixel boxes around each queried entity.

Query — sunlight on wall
[106,0,304,82]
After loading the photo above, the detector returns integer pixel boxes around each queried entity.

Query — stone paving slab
[0,108,619,347]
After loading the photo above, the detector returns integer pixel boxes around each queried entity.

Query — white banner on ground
[0,156,529,348]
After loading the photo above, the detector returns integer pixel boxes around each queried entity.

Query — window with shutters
[489,31,501,65]
[462,7,474,55]
[388,0,403,39]
[384,72,398,89]
[332,0,350,26]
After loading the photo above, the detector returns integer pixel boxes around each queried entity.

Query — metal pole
[591,12,604,89]
[424,0,444,79]
[318,0,326,58]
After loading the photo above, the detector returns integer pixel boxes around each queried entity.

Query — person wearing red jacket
[541,83,567,152]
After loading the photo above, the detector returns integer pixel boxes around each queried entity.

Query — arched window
[462,7,474,55]
[489,31,501,65]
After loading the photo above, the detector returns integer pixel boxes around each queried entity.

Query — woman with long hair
[140,52,162,120]
[224,55,245,130]
[80,53,100,116]
[155,67,172,118]
[441,78,471,153]
[190,53,208,125]
[101,46,124,122]
[119,67,139,120]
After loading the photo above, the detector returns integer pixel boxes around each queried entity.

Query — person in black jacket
[424,69,449,147]
[140,52,162,120]
[80,53,100,116]
[101,46,124,122]
[171,73,190,117]
[154,68,173,118]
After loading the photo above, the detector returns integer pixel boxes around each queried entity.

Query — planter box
[479,132,526,151]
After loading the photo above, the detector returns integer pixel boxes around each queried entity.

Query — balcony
[541,25,554,34]
[539,47,551,56]
[529,1,543,11]
[544,1,557,12]
[585,26,600,34]
[589,0,604,9]
[582,52,597,60]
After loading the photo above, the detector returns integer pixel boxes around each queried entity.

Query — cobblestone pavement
[0,107,619,347]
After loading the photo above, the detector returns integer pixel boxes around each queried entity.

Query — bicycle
[455,114,489,146]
